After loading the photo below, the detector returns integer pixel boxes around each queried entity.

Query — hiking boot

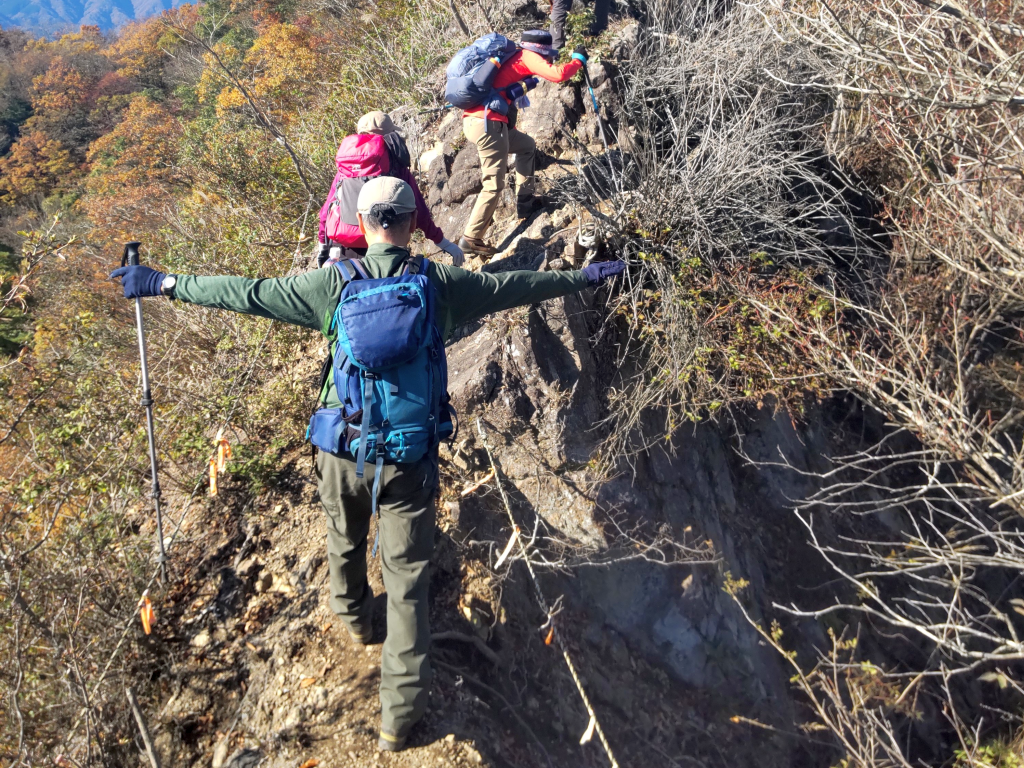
[516,195,552,219]
[459,236,497,257]
[516,196,537,219]
[346,623,373,645]
[378,732,407,752]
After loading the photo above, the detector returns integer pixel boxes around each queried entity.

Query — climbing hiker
[550,0,610,50]
[110,177,625,752]
[318,110,464,268]
[455,31,588,258]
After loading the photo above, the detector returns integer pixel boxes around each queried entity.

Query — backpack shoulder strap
[335,258,357,281]
[335,257,370,282]
[349,257,371,279]
[317,258,368,403]
[401,254,427,276]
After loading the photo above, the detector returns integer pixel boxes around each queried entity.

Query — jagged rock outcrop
[515,77,582,152]
[443,286,825,713]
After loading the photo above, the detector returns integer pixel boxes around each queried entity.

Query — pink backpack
[323,134,391,247]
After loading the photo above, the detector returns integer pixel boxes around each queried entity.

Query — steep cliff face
[443,276,831,713]
[425,38,842,757]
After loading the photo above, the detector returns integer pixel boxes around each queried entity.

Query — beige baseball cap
[357,176,417,215]
[357,110,398,136]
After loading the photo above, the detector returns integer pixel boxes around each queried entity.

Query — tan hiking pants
[463,116,536,240]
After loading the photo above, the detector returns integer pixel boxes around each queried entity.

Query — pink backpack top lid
[335,133,390,178]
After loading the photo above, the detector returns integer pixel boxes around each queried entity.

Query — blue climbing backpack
[445,33,519,115]
[307,256,455,477]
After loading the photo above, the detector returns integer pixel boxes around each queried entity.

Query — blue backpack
[308,256,455,544]
[445,33,519,115]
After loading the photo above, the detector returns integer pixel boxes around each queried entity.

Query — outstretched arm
[514,49,583,83]
[432,263,589,340]
[111,263,345,335]
[174,269,345,334]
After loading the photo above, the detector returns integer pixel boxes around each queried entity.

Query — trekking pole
[581,65,620,192]
[122,241,169,585]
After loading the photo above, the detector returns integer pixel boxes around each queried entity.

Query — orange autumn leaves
[0,132,75,205]
[199,22,322,124]
[83,95,185,243]
[0,19,172,208]
[0,60,87,205]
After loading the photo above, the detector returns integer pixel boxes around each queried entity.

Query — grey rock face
[515,78,582,152]
[426,150,454,209]
[443,288,824,717]
[610,22,641,61]
[443,145,483,205]
[223,748,263,768]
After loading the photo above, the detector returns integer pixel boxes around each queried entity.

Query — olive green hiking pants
[315,449,438,742]
[463,115,537,240]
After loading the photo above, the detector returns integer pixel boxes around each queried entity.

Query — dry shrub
[730,0,1024,763]
[564,0,867,459]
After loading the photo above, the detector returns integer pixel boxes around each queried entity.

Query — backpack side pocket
[308,408,345,455]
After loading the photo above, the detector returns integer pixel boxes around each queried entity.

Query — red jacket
[463,49,583,124]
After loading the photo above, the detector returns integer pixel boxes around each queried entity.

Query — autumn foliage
[0,1,458,762]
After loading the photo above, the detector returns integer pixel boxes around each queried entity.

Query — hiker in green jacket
[110,177,625,751]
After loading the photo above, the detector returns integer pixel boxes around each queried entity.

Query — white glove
[438,237,465,267]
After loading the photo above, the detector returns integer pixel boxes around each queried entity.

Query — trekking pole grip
[123,240,142,268]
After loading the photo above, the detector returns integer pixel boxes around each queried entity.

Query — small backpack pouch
[308,408,345,455]
[336,277,431,370]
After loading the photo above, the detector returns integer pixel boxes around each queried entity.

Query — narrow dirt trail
[155,445,547,768]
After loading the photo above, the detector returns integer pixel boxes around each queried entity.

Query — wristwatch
[160,274,177,297]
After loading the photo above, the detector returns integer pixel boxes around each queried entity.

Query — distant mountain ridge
[0,0,182,35]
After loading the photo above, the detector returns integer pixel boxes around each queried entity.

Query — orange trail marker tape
[138,591,155,635]
[208,457,218,496]
[216,431,231,472]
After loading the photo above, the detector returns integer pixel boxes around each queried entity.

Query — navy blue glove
[582,259,625,286]
[110,265,167,298]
